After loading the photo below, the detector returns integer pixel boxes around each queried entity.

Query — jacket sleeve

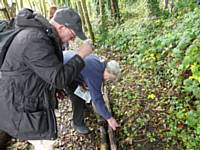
[85,76,112,120]
[23,32,84,89]
[92,94,112,120]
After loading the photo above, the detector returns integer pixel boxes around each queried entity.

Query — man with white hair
[63,51,121,134]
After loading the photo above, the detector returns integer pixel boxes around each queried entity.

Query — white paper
[74,86,91,103]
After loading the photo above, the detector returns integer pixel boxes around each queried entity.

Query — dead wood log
[99,126,108,150]
[103,86,117,150]
[92,85,117,150]
[92,103,109,150]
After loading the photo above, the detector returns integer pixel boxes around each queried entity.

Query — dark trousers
[0,130,11,149]
[68,81,86,126]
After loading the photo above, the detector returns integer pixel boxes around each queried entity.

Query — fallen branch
[92,85,118,150]
[103,86,117,150]
[93,104,109,150]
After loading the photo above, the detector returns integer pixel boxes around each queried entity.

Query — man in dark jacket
[0,8,92,149]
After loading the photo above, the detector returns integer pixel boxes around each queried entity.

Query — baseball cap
[53,8,87,40]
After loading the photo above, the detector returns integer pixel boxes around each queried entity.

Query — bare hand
[107,117,119,130]
[77,39,93,58]
[56,90,65,100]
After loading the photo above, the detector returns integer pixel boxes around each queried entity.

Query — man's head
[104,60,121,82]
[50,8,87,43]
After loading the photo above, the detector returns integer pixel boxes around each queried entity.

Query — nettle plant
[167,35,200,149]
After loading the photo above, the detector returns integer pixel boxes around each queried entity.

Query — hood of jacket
[15,8,51,30]
[15,8,62,57]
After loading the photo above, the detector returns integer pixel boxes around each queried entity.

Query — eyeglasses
[68,28,76,40]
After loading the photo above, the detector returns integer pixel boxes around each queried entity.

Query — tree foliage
[1,0,200,149]
[98,1,200,149]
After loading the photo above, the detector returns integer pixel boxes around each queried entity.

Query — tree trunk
[27,0,33,10]
[71,1,77,10]
[99,0,106,26]
[49,0,56,5]
[1,0,16,19]
[15,0,19,12]
[103,86,117,150]
[19,0,23,9]
[164,0,169,9]
[170,0,174,13]
[99,0,108,42]
[32,1,37,11]
[147,0,160,17]
[2,0,10,20]
[68,0,72,7]
[110,0,120,22]
[0,8,9,20]
[94,0,100,17]
[63,0,70,7]
[39,0,44,15]
[76,1,87,32]
[43,0,47,18]
[56,0,61,6]
[80,0,95,42]
[99,0,104,20]
[10,2,16,18]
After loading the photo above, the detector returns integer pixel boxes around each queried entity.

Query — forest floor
[5,47,171,150]
[7,96,101,150]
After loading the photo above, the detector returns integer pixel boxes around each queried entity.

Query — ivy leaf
[147,94,156,100]
[176,111,185,119]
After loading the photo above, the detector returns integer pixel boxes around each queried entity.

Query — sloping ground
[7,96,100,150]
[96,4,200,149]
[110,64,172,150]
[97,48,180,149]
[6,5,200,149]
[54,97,99,150]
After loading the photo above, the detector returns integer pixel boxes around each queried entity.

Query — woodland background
[1,0,200,149]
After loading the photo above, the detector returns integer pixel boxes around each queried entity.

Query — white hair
[49,18,57,25]
[106,60,121,81]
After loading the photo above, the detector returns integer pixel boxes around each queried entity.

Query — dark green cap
[54,8,87,40]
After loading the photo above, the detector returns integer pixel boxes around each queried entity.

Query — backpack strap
[0,20,8,32]
[0,28,24,68]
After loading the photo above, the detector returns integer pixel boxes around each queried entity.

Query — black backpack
[0,19,23,68]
